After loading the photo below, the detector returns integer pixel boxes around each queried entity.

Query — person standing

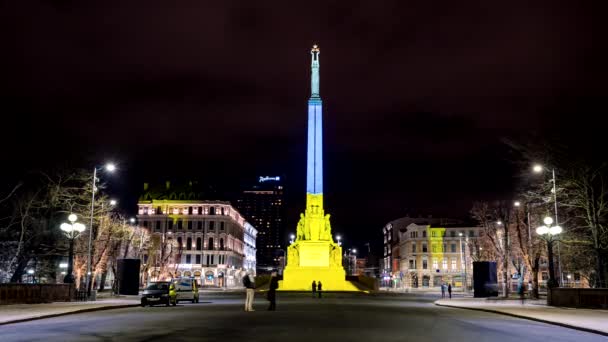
[243,273,255,311]
[447,283,452,299]
[312,280,317,298]
[267,272,279,311]
[441,283,446,298]
[317,281,323,298]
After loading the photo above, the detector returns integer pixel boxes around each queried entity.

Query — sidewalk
[0,296,140,326]
[435,297,608,336]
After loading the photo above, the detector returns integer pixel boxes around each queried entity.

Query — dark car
[141,281,177,307]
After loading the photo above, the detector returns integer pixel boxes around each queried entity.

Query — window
[422,231,427,238]
[412,243,417,253]
[431,231,436,237]
[186,237,192,250]
[167,220,173,230]
[451,258,457,270]
[155,221,161,231]
[196,237,202,251]
[157,206,162,214]
[542,272,549,281]
[208,238,214,250]
[432,258,438,270]
[422,259,428,269]
[409,259,415,269]
[469,230,475,237]
[188,207,193,215]
[195,255,201,264]
[197,221,203,230]
[209,207,216,215]
[219,238,224,250]
[206,255,210,265]
[211,255,215,264]
[450,231,456,237]
[422,244,427,253]
[221,207,225,215]
[187,221,193,230]
[451,244,456,253]
[209,221,215,231]
[177,237,182,248]
[442,258,448,269]
[186,254,191,263]
[198,206,203,215]
[220,221,225,230]
[177,219,183,230]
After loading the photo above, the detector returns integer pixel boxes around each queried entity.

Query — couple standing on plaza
[243,272,279,312]
[311,280,323,298]
[440,283,452,299]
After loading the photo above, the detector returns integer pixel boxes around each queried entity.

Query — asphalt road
[1,292,604,342]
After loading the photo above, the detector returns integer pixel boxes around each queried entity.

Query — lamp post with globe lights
[335,235,341,246]
[85,162,116,298]
[60,214,86,284]
[536,216,562,288]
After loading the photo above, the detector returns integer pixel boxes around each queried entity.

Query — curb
[434,302,608,337]
[0,303,140,326]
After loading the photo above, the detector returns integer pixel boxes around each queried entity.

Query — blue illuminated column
[306,45,323,196]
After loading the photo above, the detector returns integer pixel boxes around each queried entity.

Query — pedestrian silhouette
[267,271,279,311]
[317,281,323,298]
[447,283,452,299]
[312,281,317,298]
[441,283,446,298]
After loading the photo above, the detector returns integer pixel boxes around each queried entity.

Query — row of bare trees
[0,168,180,289]
[470,141,608,297]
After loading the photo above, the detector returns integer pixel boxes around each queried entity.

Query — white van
[172,277,200,303]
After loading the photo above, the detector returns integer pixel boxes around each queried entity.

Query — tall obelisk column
[306,45,324,220]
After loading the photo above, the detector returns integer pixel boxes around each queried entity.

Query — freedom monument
[279,45,358,291]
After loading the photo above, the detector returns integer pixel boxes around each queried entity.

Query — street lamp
[60,214,86,283]
[536,216,562,288]
[109,199,117,206]
[289,233,295,244]
[458,233,467,292]
[336,235,341,246]
[129,217,136,224]
[86,162,116,298]
[532,164,563,284]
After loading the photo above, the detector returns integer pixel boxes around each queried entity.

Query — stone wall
[0,284,74,304]
[548,288,608,309]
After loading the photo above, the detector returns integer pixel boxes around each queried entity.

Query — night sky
[1,1,602,254]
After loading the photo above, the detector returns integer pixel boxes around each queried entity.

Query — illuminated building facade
[137,182,256,287]
[280,45,357,291]
[398,223,483,289]
[235,176,284,271]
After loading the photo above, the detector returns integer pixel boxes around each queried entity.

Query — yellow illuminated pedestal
[279,194,359,291]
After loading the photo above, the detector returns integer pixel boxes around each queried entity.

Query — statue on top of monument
[296,213,306,241]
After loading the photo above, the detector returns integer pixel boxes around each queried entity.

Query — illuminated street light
[536,216,563,288]
[60,214,86,284]
[129,217,136,223]
[533,164,543,173]
[514,201,521,207]
[86,162,117,299]
[109,199,117,206]
[496,221,502,225]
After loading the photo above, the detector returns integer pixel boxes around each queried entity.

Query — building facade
[381,216,465,285]
[235,176,285,271]
[397,223,483,289]
[138,182,256,287]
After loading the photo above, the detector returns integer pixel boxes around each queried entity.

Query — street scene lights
[109,199,117,206]
[289,234,295,244]
[532,163,563,284]
[336,235,342,246]
[86,162,116,298]
[60,214,86,284]
[536,216,562,288]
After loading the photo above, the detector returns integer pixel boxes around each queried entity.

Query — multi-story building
[382,215,465,285]
[397,223,483,289]
[235,176,285,271]
[137,182,256,288]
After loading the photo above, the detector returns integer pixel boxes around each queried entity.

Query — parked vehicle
[141,281,177,307]
[173,277,200,303]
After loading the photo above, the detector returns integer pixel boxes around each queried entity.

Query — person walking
[441,283,446,298]
[267,272,279,311]
[312,280,317,298]
[317,281,323,298]
[243,272,255,311]
[447,283,452,299]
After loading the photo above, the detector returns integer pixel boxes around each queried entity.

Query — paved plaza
[1,292,606,342]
